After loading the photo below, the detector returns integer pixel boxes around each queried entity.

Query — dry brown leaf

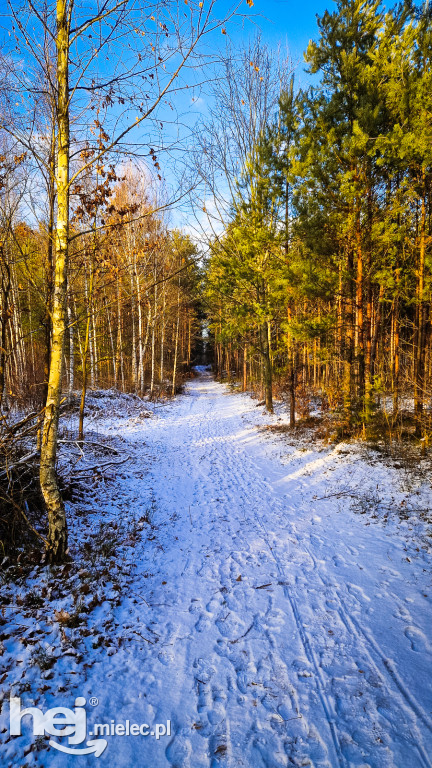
[55,609,71,624]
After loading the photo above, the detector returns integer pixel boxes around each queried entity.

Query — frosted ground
[1,368,431,767]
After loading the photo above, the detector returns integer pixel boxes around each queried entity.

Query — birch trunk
[130,266,137,392]
[135,257,144,394]
[160,280,165,384]
[104,289,116,387]
[78,262,94,441]
[115,275,123,389]
[67,302,74,398]
[150,282,157,397]
[0,245,11,411]
[39,0,70,562]
[172,287,180,396]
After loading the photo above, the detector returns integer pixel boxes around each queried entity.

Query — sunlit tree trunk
[172,283,180,396]
[355,192,364,402]
[78,260,94,441]
[40,0,70,562]
[242,344,247,391]
[67,302,74,399]
[364,209,373,420]
[160,279,165,384]
[343,242,354,420]
[130,254,138,391]
[391,295,400,417]
[0,244,11,411]
[115,274,123,389]
[414,170,426,437]
[91,311,97,387]
[150,281,157,396]
[103,288,115,386]
[260,322,273,412]
[135,258,144,393]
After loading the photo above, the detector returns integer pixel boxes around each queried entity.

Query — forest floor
[1,368,432,767]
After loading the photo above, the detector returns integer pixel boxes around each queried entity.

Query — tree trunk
[364,184,373,421]
[78,262,93,442]
[130,264,137,392]
[67,302,74,399]
[343,244,354,420]
[260,319,273,413]
[91,311,97,387]
[0,244,11,411]
[392,296,400,417]
[39,0,70,563]
[287,303,296,427]
[242,344,247,391]
[160,280,165,384]
[115,275,123,389]
[414,170,426,437]
[104,289,115,387]
[355,193,365,402]
[172,286,180,396]
[150,281,157,397]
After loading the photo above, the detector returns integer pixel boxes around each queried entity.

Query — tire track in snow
[301,543,432,768]
[232,461,430,768]
[248,509,346,768]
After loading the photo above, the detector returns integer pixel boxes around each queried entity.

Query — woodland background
[0,0,431,561]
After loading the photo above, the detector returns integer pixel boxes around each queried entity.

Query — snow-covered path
[81,369,431,768]
[3,370,431,767]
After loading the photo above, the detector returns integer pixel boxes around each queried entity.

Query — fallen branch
[229,622,254,644]
[7,496,48,546]
[0,451,40,480]
[315,491,358,500]
[4,410,39,435]
[70,455,130,476]
[129,630,154,644]
[58,439,120,455]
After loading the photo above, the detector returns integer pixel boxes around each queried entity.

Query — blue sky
[172,0,336,236]
[231,0,333,84]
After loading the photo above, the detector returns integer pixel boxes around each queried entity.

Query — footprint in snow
[404,625,431,654]
[193,657,216,683]
[252,733,289,768]
[332,554,346,567]
[347,582,371,604]
[195,613,212,632]
[158,648,175,666]
[165,728,192,768]
[206,595,220,613]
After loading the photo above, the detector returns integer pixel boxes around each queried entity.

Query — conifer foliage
[205,0,432,440]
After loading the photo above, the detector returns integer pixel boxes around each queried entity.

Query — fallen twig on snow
[0,451,40,480]
[58,439,120,455]
[71,456,130,476]
[229,622,254,644]
[315,491,358,500]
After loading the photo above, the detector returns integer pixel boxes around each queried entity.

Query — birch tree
[2,0,241,561]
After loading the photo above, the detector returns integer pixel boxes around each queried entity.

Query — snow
[1,368,432,767]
